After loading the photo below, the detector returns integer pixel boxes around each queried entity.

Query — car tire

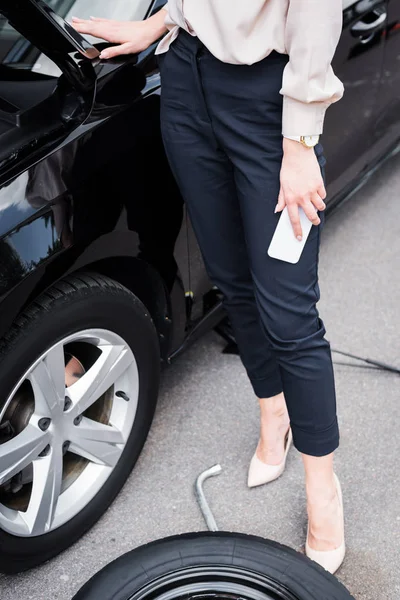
[0,272,160,573]
[72,532,354,600]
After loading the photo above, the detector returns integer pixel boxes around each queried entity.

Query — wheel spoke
[68,417,123,467]
[21,443,63,535]
[69,416,125,445]
[68,343,133,416]
[0,424,49,485]
[28,343,66,417]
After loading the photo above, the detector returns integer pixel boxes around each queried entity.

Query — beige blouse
[156,0,345,137]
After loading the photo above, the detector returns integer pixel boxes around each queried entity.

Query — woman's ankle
[256,394,290,464]
[306,480,337,510]
[259,392,289,420]
[302,453,337,500]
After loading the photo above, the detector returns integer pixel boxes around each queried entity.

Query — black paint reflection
[0,61,183,300]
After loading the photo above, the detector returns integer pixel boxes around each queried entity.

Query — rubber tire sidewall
[0,278,160,573]
[72,532,354,600]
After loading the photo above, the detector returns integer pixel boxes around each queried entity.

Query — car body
[0,0,398,572]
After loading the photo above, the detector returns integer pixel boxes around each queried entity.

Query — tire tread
[0,272,146,357]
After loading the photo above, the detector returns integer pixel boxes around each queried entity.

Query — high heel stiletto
[305,473,345,574]
[247,428,292,488]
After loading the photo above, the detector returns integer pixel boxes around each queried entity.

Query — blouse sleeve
[281,0,345,137]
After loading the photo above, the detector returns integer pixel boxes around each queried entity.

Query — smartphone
[267,206,313,264]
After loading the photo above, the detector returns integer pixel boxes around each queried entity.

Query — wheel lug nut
[74,415,83,426]
[64,397,72,411]
[38,418,51,431]
[116,390,130,402]
[39,444,51,457]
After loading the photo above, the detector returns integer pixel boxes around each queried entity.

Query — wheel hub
[0,329,139,537]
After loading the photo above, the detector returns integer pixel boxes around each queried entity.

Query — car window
[342,0,358,8]
[62,0,152,24]
[0,1,75,66]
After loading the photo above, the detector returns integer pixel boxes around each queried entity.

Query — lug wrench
[194,464,222,531]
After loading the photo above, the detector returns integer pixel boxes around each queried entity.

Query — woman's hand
[72,11,168,59]
[276,138,327,240]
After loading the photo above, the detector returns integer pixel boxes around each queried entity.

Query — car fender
[0,221,185,359]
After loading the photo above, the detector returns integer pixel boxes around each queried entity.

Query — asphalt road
[1,152,400,600]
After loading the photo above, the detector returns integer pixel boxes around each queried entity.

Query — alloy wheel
[0,329,138,537]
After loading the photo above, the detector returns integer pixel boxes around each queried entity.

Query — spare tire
[72,532,354,600]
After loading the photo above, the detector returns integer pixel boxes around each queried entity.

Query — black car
[0,0,398,574]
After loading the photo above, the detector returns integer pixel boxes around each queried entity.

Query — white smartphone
[267,206,313,264]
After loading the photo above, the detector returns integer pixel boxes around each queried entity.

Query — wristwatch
[284,135,320,149]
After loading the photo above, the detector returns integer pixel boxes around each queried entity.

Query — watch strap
[284,135,320,148]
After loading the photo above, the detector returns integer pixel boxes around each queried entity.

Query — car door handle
[351,7,387,40]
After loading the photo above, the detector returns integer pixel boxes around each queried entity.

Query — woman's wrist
[144,9,169,46]
[282,137,311,155]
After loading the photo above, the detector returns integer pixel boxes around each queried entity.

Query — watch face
[302,135,319,148]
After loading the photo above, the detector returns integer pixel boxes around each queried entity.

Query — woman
[73,0,345,573]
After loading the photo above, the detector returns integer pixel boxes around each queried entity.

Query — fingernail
[100,52,108,59]
[274,205,279,213]
[297,236,302,241]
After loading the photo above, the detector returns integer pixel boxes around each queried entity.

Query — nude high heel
[305,473,346,574]
[247,428,292,488]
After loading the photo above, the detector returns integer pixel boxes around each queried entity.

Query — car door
[373,0,400,151]
[323,0,388,201]
[0,0,191,352]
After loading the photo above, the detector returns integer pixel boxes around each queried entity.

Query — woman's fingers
[317,182,327,201]
[72,16,113,35]
[274,187,286,213]
[280,191,324,237]
[90,16,115,22]
[72,18,95,34]
[99,42,134,59]
[302,198,321,226]
[71,16,111,23]
[73,20,117,42]
[71,17,134,45]
[312,190,326,211]
[286,202,303,240]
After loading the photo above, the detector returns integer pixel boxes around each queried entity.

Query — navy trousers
[159,31,339,457]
